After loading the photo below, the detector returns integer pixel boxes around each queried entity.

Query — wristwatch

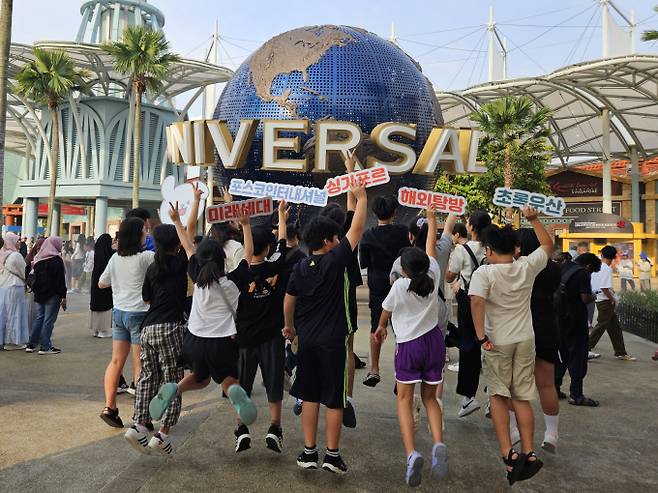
[477,335,489,345]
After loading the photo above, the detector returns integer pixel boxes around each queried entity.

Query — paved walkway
[1,290,657,492]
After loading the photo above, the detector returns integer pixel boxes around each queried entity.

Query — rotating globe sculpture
[213,25,443,215]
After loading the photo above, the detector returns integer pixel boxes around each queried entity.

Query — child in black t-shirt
[283,184,367,474]
[234,201,289,454]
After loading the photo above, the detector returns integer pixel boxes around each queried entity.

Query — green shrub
[619,290,658,312]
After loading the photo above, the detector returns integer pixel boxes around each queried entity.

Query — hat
[622,251,628,256]
[640,252,648,260]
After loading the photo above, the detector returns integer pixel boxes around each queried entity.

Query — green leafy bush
[619,290,658,312]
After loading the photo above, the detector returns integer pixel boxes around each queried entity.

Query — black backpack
[554,265,583,335]
[454,244,486,347]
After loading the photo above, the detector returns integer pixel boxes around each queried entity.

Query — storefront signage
[564,201,621,217]
[548,171,622,198]
[166,120,486,176]
[568,212,633,234]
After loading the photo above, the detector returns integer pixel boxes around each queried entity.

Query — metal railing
[617,302,658,343]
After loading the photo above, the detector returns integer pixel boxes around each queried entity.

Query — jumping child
[374,206,448,487]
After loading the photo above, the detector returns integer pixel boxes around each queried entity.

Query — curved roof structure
[4,41,233,156]
[437,55,658,166]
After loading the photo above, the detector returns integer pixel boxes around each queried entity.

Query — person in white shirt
[469,206,552,486]
[0,233,28,349]
[374,206,448,487]
[589,245,635,361]
[617,252,635,291]
[638,253,652,292]
[98,217,154,428]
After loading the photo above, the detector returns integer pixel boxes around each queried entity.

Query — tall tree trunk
[504,143,513,222]
[0,0,14,226]
[47,107,59,236]
[132,86,142,208]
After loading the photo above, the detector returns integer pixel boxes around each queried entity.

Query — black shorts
[181,331,239,384]
[369,292,388,333]
[290,341,347,409]
[348,285,358,333]
[238,334,285,403]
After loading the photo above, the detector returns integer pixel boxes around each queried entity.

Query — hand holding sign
[159,176,209,225]
[493,187,565,217]
[523,205,539,222]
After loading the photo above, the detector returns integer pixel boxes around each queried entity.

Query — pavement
[1,288,657,493]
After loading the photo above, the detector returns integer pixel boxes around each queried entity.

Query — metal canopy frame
[4,41,234,156]
[437,55,658,165]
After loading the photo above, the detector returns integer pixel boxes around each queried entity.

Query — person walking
[80,240,95,293]
[618,252,635,291]
[25,237,67,354]
[0,233,29,350]
[98,217,154,428]
[24,237,45,330]
[70,235,86,293]
[589,245,636,361]
[89,234,114,338]
[638,253,652,292]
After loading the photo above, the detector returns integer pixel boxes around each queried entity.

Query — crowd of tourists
[0,159,647,487]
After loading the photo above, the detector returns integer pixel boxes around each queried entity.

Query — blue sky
[10,0,658,103]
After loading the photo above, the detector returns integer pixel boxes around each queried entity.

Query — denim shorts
[112,309,146,345]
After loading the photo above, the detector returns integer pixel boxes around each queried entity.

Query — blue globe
[213,25,442,208]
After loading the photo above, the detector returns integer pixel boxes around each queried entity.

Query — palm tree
[14,48,89,235]
[102,26,180,208]
[642,7,658,41]
[0,0,14,225]
[470,96,553,220]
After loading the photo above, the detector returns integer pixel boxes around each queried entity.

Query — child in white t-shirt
[374,206,447,488]
[468,206,552,486]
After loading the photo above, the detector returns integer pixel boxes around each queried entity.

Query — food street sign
[493,187,566,217]
[165,120,485,176]
[206,197,273,224]
[398,187,467,215]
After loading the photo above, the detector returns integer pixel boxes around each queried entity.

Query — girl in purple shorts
[374,207,448,488]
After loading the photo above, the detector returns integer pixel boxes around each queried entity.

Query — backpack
[454,244,486,349]
[554,264,583,335]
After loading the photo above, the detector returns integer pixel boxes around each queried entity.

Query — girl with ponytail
[373,206,449,487]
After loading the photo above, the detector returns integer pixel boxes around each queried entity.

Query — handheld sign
[493,187,566,217]
[398,187,467,215]
[324,166,390,197]
[158,176,209,225]
[206,197,273,224]
[229,179,328,207]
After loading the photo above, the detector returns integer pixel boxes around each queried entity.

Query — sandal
[100,407,124,428]
[502,448,526,486]
[519,451,543,481]
[568,396,599,407]
[363,372,381,387]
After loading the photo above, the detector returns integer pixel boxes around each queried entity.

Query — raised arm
[278,200,289,242]
[426,205,438,259]
[442,213,457,238]
[345,184,367,250]
[523,205,553,257]
[239,213,253,264]
[186,182,204,239]
[345,150,357,212]
[169,201,195,259]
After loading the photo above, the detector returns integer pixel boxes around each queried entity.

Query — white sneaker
[510,427,520,446]
[542,433,558,454]
[588,351,601,360]
[447,363,459,373]
[148,433,174,455]
[124,425,150,454]
[458,398,480,418]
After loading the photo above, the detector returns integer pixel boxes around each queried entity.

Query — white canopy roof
[437,55,658,165]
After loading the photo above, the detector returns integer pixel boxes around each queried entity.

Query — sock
[509,410,518,431]
[304,445,317,455]
[326,447,340,458]
[407,450,418,462]
[134,423,148,433]
[544,414,559,436]
[158,431,169,440]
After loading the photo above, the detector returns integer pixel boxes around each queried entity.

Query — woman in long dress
[0,233,29,350]
[89,234,114,338]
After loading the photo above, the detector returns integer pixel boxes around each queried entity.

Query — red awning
[37,204,87,216]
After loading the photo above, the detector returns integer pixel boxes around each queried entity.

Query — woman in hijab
[0,233,29,350]
[26,236,67,354]
[25,237,46,329]
[89,234,115,338]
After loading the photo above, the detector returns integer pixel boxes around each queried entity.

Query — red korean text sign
[398,187,467,215]
[324,166,390,197]
[206,197,273,224]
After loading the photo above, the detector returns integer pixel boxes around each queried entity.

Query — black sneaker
[322,453,348,474]
[296,450,319,470]
[25,344,36,353]
[342,401,356,428]
[265,424,283,453]
[234,424,251,453]
[38,347,61,355]
[117,379,129,395]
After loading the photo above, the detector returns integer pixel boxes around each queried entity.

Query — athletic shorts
[181,331,239,384]
[290,341,347,409]
[394,326,445,385]
[483,338,536,401]
[348,285,358,333]
[238,334,285,403]
[369,292,388,333]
